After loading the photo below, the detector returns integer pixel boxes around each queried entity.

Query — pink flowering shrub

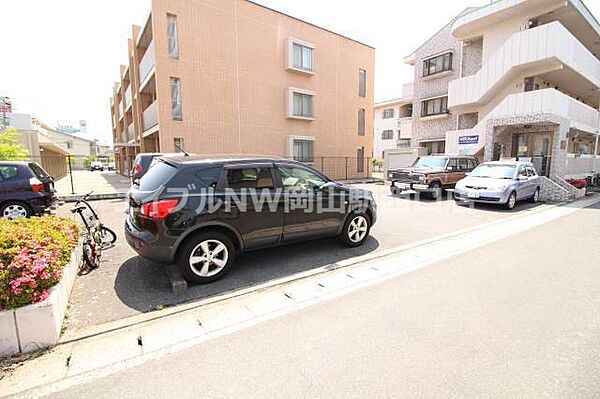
[0,215,79,310]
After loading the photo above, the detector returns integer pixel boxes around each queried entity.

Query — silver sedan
[453,161,541,210]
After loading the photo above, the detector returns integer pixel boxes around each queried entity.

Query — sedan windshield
[470,164,516,179]
[412,156,448,168]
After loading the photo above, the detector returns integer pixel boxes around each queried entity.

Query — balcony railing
[125,86,132,110]
[142,100,158,131]
[448,22,600,110]
[445,89,599,156]
[138,41,155,85]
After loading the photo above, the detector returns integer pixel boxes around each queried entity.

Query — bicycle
[70,191,117,270]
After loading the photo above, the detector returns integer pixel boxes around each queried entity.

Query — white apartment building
[404,0,599,179]
[373,83,414,158]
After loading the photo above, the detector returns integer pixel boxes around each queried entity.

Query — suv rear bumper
[124,216,173,264]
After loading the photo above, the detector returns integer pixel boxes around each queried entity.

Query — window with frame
[226,167,274,190]
[358,108,365,136]
[526,165,537,176]
[397,138,411,149]
[381,130,394,140]
[293,139,314,162]
[292,42,314,71]
[278,166,327,190]
[0,165,18,180]
[518,166,528,177]
[358,69,367,97]
[382,108,394,119]
[357,146,365,173]
[423,52,453,77]
[167,14,179,59]
[421,96,448,117]
[170,77,182,120]
[173,137,184,152]
[292,92,314,118]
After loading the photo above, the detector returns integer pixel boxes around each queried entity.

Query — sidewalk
[2,195,598,398]
[54,171,130,201]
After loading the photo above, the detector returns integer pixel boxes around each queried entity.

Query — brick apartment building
[110,0,375,178]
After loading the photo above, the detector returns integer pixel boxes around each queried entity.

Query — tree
[0,128,29,160]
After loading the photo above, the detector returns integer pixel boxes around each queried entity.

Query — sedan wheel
[1,202,31,219]
[529,188,540,203]
[505,191,517,210]
[341,213,371,247]
[178,232,235,284]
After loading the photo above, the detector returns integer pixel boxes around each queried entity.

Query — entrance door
[512,132,553,176]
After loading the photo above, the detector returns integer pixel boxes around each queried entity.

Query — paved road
[50,203,600,398]
[59,184,546,334]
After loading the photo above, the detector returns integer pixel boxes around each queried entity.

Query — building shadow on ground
[113,236,380,313]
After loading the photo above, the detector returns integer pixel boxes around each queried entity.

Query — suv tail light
[134,163,142,175]
[30,177,44,192]
[140,199,179,219]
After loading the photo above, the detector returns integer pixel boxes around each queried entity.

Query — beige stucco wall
[148,0,374,159]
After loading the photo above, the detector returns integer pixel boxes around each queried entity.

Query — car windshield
[470,164,516,179]
[413,156,448,168]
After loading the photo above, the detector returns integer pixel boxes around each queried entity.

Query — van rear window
[138,161,178,191]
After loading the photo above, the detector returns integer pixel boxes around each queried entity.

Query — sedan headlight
[418,175,426,182]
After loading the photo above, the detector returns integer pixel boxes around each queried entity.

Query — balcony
[142,100,158,132]
[124,86,132,110]
[448,22,600,111]
[138,41,155,86]
[445,89,599,156]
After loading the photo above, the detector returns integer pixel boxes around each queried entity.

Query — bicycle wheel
[100,226,117,249]
[82,241,100,269]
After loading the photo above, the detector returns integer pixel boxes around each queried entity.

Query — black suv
[125,155,377,283]
[0,161,57,219]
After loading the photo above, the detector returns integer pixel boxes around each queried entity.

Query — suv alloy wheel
[340,213,371,247]
[178,231,236,284]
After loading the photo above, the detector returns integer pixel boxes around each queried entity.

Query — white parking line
[2,196,599,399]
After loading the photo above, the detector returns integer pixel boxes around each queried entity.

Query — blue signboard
[458,135,479,145]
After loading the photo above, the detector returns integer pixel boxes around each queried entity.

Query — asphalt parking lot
[59,183,547,335]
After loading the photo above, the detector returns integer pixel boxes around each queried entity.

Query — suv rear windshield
[138,161,179,191]
[28,163,51,179]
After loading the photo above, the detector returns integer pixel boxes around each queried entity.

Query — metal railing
[124,86,132,109]
[297,157,373,181]
[138,41,155,85]
[142,101,158,131]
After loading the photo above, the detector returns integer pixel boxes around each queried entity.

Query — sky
[1,0,600,145]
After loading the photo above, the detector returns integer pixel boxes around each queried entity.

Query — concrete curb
[59,192,128,203]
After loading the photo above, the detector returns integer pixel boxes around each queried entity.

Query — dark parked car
[390,155,479,199]
[0,161,57,219]
[125,155,377,284]
[131,152,189,185]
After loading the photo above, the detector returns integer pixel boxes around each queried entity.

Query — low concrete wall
[0,245,81,356]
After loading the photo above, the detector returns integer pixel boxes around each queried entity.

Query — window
[526,165,537,176]
[170,77,182,120]
[292,92,314,118]
[381,130,394,140]
[278,166,327,190]
[0,165,18,181]
[226,167,274,190]
[382,108,394,119]
[167,14,179,59]
[358,108,365,136]
[292,43,313,71]
[358,69,366,97]
[518,166,528,178]
[174,137,184,152]
[458,158,470,171]
[421,97,448,117]
[357,147,365,173]
[66,141,73,149]
[423,52,453,77]
[397,138,411,149]
[447,158,458,171]
[293,139,314,162]
[467,159,478,170]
